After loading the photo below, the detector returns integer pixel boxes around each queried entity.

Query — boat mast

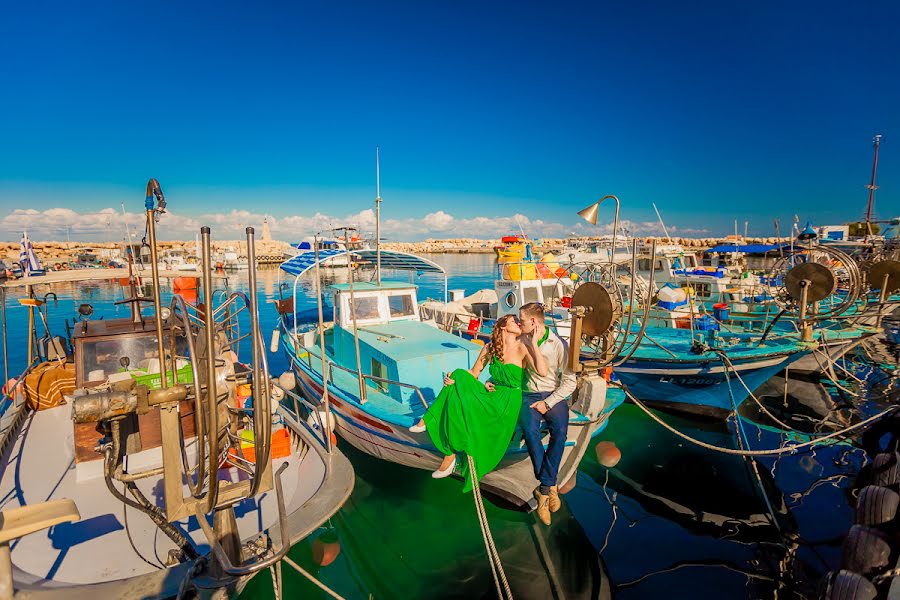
[864,134,883,241]
[375,146,382,286]
[652,203,672,243]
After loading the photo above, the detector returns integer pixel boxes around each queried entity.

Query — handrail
[290,339,430,410]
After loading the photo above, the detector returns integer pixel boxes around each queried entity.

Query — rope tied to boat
[467,454,514,600]
[621,384,900,457]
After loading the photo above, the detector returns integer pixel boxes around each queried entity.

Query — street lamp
[577,195,621,264]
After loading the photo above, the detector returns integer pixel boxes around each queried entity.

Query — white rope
[467,454,514,600]
[622,385,900,456]
[281,555,348,600]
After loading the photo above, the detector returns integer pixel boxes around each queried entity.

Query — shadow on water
[568,405,836,599]
[241,442,611,599]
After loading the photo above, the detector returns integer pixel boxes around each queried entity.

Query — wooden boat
[0,180,354,598]
[276,239,629,510]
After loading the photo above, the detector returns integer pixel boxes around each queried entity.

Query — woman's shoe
[409,421,427,433]
[432,455,456,478]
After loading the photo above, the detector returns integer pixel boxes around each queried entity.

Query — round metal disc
[870,260,900,293]
[784,262,836,303]
[571,282,615,337]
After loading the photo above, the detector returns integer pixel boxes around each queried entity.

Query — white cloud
[0,206,685,242]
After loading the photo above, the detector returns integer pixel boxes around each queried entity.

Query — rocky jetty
[383,236,793,254]
[0,240,291,266]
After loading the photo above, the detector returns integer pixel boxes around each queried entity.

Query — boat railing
[0,360,39,458]
[289,336,430,410]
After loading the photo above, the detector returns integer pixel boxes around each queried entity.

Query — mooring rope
[281,555,348,600]
[467,454,514,600]
[622,385,900,457]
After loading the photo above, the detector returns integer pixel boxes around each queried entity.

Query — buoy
[269,328,281,353]
[559,474,577,494]
[312,530,341,567]
[2,378,16,397]
[595,441,621,468]
[270,380,285,402]
[307,409,336,433]
[278,371,297,392]
[172,277,198,291]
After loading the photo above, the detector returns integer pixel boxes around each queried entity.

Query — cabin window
[348,296,381,320]
[684,255,697,268]
[541,283,558,303]
[370,359,389,392]
[503,291,517,308]
[637,259,651,271]
[523,287,541,304]
[694,283,712,298]
[388,293,415,318]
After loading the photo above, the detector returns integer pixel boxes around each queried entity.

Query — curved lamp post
[577,195,621,265]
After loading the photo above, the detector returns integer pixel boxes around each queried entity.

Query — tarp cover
[280,249,446,278]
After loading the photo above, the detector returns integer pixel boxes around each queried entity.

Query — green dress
[423,359,525,491]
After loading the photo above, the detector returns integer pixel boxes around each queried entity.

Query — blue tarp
[705,243,785,254]
[280,249,346,276]
[280,249,446,278]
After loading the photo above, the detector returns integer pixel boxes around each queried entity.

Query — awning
[280,249,347,277]
[354,250,445,274]
[280,249,446,278]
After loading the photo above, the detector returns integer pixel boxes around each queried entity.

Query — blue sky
[0,1,898,241]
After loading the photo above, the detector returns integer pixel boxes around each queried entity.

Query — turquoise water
[0,255,888,599]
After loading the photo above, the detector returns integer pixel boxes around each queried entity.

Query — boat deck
[0,402,324,587]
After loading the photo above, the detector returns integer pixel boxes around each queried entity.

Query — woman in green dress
[409,314,549,489]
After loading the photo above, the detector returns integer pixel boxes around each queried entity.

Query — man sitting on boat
[516,302,576,526]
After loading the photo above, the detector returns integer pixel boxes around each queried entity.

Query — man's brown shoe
[548,485,561,512]
[534,488,551,526]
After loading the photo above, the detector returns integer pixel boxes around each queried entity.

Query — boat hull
[289,353,622,509]
[615,352,799,417]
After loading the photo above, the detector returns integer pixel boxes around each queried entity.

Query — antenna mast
[864,134,883,241]
[651,203,672,243]
[375,147,382,285]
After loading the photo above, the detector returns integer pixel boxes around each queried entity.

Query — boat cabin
[325,282,479,403]
[71,315,197,465]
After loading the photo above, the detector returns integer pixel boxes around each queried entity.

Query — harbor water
[1,254,893,599]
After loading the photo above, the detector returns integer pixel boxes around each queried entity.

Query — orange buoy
[312,531,341,567]
[559,474,577,494]
[2,379,16,397]
[595,441,622,468]
[172,277,198,291]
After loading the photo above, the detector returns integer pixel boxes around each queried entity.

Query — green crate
[130,364,194,390]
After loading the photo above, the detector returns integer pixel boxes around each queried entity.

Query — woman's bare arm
[469,344,490,378]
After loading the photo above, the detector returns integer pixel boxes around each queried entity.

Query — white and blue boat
[277,247,625,508]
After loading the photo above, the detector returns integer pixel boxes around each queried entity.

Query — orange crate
[227,429,291,464]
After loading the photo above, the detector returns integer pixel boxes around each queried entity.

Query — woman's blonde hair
[487,314,517,365]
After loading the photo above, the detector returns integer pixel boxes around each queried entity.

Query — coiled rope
[467,454,514,600]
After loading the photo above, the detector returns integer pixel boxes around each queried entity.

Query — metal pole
[375,146,382,286]
[1,287,7,385]
[200,226,220,511]
[144,182,168,388]
[313,236,332,452]
[343,228,366,403]
[864,134,883,242]
[245,226,272,484]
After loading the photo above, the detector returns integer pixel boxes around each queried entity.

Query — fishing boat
[276,230,631,509]
[0,180,354,598]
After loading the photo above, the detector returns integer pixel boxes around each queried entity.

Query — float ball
[595,441,621,468]
[559,474,577,494]
[312,531,341,567]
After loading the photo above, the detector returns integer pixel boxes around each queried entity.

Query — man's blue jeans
[520,392,569,492]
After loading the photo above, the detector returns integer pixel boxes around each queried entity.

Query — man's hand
[485,382,496,392]
[443,373,455,386]
[530,400,549,415]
